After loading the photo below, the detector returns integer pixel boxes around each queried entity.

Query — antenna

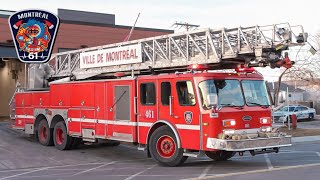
[172,22,199,31]
[124,13,141,42]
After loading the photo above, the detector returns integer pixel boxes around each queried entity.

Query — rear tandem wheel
[37,119,53,146]
[53,121,73,150]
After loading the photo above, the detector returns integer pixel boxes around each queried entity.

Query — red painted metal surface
[13,71,270,152]
[156,135,176,158]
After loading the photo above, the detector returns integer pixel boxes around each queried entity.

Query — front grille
[272,116,281,122]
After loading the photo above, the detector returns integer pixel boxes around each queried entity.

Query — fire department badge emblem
[184,111,193,124]
[8,9,60,63]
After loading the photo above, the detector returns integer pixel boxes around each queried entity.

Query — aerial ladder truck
[9,23,307,166]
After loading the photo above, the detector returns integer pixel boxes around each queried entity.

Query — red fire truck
[10,23,307,166]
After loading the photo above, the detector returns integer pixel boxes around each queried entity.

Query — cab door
[171,80,200,150]
[158,80,172,123]
[137,79,158,144]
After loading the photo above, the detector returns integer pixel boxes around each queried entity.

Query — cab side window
[176,81,196,106]
[140,83,156,105]
[161,82,171,106]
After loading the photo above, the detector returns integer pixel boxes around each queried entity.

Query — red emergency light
[187,64,209,71]
[114,72,125,77]
[235,65,255,73]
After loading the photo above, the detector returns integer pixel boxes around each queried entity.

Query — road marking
[124,164,157,180]
[11,172,74,179]
[198,164,212,178]
[183,162,320,180]
[71,161,116,176]
[0,147,13,154]
[0,167,49,180]
[0,168,39,173]
[316,152,320,157]
[0,159,148,174]
[264,154,273,169]
[48,157,62,164]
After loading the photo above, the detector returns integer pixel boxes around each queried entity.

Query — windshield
[198,80,244,109]
[279,106,295,112]
[241,80,270,106]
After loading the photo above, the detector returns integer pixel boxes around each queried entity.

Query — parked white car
[272,105,316,122]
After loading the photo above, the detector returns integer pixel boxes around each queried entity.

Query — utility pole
[172,22,199,31]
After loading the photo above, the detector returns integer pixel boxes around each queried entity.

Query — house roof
[266,82,305,92]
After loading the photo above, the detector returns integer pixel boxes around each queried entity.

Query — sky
[2,0,319,81]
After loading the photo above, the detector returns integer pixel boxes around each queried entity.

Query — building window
[140,83,156,105]
[161,82,171,106]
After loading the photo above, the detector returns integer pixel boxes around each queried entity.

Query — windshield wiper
[247,102,269,108]
[220,104,243,109]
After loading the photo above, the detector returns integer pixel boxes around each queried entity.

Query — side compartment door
[95,83,107,139]
[137,79,157,144]
[68,108,81,136]
[109,81,136,142]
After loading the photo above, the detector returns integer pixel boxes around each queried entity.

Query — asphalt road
[1,122,320,180]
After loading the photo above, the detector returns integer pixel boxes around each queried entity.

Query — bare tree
[283,33,320,83]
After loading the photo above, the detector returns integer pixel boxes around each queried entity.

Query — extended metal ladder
[48,22,307,80]
[9,87,25,128]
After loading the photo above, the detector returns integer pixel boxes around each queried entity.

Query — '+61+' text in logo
[8,9,59,63]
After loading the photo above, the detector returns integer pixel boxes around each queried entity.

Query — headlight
[260,117,271,124]
[222,119,236,127]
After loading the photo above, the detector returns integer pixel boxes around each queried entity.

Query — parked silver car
[272,105,316,122]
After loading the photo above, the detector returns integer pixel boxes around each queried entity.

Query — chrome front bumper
[206,136,292,151]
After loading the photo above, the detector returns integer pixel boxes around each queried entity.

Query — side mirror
[207,94,218,107]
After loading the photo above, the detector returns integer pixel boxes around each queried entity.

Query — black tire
[53,121,73,150]
[37,120,53,146]
[309,113,314,121]
[149,126,187,166]
[205,151,236,161]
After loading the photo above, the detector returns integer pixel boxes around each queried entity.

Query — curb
[292,135,320,143]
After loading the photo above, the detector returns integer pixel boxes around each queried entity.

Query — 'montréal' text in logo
[8,9,59,63]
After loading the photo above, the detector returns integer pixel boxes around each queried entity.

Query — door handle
[169,96,173,116]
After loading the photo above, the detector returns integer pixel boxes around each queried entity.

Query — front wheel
[149,126,187,166]
[205,151,236,161]
[53,121,73,150]
[308,113,314,121]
